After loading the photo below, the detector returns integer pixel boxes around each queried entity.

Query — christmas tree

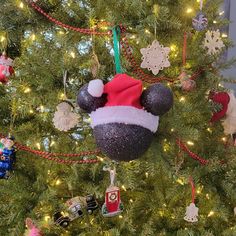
[0,0,236,235]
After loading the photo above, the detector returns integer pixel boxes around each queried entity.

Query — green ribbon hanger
[112,26,122,74]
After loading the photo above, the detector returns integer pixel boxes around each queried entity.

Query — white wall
[223,0,236,91]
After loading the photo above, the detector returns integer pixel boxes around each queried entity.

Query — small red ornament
[102,166,124,217]
[0,54,14,84]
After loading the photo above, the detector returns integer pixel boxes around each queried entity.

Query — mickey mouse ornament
[77,73,173,162]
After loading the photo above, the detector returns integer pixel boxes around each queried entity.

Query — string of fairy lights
[0,1,233,227]
[0,0,230,159]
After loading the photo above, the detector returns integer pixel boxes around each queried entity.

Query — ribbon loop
[200,0,203,11]
[112,26,122,74]
[103,165,116,186]
[63,70,68,98]
[189,177,196,203]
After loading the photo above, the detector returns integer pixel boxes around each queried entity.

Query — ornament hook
[103,165,116,186]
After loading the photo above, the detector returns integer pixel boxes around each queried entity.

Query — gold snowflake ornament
[203,30,224,55]
[140,40,170,75]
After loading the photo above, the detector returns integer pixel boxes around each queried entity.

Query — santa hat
[88,74,159,133]
[209,91,230,123]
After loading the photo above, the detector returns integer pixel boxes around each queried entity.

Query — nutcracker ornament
[0,135,16,179]
[102,166,124,217]
[77,73,173,161]
[0,53,14,84]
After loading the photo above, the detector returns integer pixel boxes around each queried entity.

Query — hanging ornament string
[182,32,187,67]
[63,70,68,98]
[9,97,17,134]
[176,139,208,165]
[112,26,122,74]
[199,0,203,11]
[27,1,111,36]
[189,177,196,203]
[103,166,116,187]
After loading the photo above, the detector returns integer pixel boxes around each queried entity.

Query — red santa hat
[88,74,159,133]
[209,91,230,122]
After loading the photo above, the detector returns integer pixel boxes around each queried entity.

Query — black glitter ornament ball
[77,84,107,113]
[141,83,173,116]
[93,123,154,162]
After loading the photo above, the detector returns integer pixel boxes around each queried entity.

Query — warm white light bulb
[187,141,194,146]
[31,34,36,41]
[24,87,31,93]
[186,8,193,14]
[19,2,24,8]
[208,211,214,217]
[55,179,61,185]
[70,52,75,58]
[0,36,6,42]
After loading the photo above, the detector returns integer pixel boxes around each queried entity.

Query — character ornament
[0,53,14,84]
[0,135,16,179]
[53,101,79,131]
[102,166,124,217]
[77,74,173,161]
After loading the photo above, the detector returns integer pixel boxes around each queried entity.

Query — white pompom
[53,102,79,131]
[184,203,199,223]
[88,79,104,97]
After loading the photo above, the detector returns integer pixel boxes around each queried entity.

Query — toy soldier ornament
[0,135,16,179]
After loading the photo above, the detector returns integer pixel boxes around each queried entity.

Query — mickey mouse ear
[77,82,107,114]
[141,83,173,116]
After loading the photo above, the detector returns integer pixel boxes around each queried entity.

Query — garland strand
[0,132,211,165]
[28,1,111,36]
[0,133,101,165]
[176,139,209,165]
[27,2,204,84]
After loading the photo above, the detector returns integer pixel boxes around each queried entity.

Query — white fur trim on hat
[90,106,159,133]
[88,79,104,97]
